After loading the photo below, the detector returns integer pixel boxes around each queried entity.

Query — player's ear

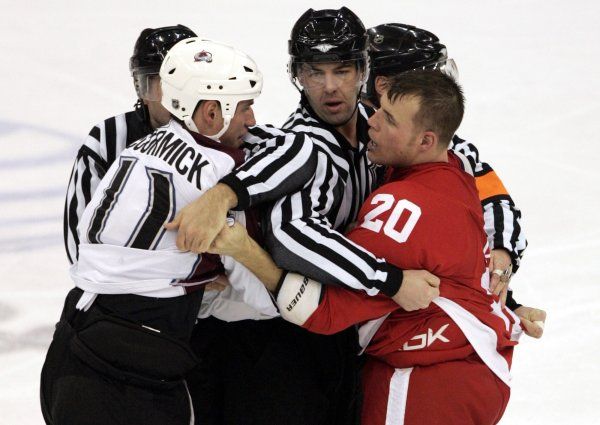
[205,100,220,121]
[420,131,437,151]
[375,76,388,95]
[193,100,219,127]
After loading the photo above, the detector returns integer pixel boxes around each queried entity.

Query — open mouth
[324,101,344,112]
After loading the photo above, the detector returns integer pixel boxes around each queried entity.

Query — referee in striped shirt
[170,8,440,307]
[169,9,440,423]
[63,25,197,265]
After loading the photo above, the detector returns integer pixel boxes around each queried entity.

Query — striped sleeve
[63,114,129,264]
[266,190,404,297]
[220,125,319,210]
[449,135,528,272]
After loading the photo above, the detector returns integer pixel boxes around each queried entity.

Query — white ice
[0,0,598,423]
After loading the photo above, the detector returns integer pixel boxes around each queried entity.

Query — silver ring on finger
[500,264,513,283]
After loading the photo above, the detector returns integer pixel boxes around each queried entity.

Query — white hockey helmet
[160,37,263,139]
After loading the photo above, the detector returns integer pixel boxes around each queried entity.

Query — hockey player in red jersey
[363,23,546,339]
[209,70,522,424]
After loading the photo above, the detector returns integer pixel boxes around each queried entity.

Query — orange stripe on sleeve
[475,171,509,201]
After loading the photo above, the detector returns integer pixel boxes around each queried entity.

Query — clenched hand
[164,183,238,253]
[489,249,512,296]
[514,306,546,339]
[392,270,440,311]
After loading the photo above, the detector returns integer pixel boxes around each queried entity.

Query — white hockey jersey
[71,120,278,319]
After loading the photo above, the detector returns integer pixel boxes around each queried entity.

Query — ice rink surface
[0,0,598,423]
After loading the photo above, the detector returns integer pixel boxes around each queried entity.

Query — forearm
[232,234,283,291]
[209,183,239,210]
[450,135,528,270]
[483,200,527,271]
[220,132,317,210]
[267,209,403,297]
[64,146,108,264]
[277,272,397,333]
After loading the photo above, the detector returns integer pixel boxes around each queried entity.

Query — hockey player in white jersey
[40,38,269,425]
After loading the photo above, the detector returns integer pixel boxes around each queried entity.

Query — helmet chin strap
[183,115,231,142]
[184,117,200,133]
[206,115,231,142]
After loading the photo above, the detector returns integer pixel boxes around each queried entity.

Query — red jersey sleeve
[302,285,398,335]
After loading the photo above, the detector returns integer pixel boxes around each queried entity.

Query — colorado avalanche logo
[194,50,213,63]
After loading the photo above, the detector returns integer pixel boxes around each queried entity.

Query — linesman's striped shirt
[224,99,400,296]
[64,108,151,264]
[449,136,527,272]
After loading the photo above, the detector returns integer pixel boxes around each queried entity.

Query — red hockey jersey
[278,153,521,386]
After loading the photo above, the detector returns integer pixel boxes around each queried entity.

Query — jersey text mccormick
[130,130,209,190]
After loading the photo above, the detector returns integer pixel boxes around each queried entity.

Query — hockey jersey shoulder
[125,120,239,192]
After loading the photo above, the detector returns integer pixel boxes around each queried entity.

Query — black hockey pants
[187,316,362,425]
[40,288,201,425]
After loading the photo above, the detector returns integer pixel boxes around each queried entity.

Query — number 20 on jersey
[360,194,421,244]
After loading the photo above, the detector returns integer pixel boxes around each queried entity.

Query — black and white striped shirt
[63,108,151,264]
[450,136,527,272]
[223,98,402,297]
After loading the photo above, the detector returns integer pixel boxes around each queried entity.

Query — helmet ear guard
[159,37,263,139]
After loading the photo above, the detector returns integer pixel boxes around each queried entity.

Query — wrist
[381,264,403,298]
[218,175,248,210]
[213,183,238,210]
[236,234,255,262]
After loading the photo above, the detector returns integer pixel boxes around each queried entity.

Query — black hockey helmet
[130,25,197,101]
[130,24,197,77]
[364,23,457,106]
[288,7,368,81]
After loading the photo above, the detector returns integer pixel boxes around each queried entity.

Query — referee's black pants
[188,316,362,425]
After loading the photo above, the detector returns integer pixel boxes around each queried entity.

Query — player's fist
[392,270,440,311]
[207,222,251,258]
[164,183,237,253]
[514,306,546,339]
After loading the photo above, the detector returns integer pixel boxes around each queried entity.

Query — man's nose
[245,107,256,127]
[323,73,340,92]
